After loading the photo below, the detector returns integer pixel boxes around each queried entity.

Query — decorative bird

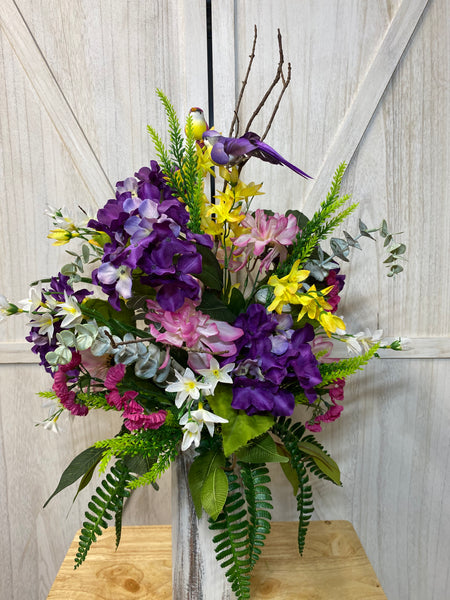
[202,129,312,179]
[188,107,209,141]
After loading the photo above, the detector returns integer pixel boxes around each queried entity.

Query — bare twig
[261,62,292,141]
[244,28,285,133]
[228,25,258,137]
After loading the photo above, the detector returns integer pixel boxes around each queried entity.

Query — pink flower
[305,379,345,432]
[232,209,299,271]
[106,388,137,410]
[52,353,88,416]
[122,400,167,431]
[146,299,243,358]
[104,363,126,390]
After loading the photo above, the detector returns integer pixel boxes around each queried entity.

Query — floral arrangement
[1,81,407,597]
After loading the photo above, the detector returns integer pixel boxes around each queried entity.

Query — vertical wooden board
[212,0,401,214]
[14,0,209,181]
[0,35,96,343]
[334,0,449,337]
[269,358,450,600]
[1,2,209,599]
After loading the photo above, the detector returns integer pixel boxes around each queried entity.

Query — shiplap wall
[1,1,449,599]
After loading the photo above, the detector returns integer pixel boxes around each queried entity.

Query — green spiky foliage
[209,472,252,599]
[239,463,273,568]
[147,90,204,233]
[318,344,380,386]
[74,460,132,569]
[93,423,182,482]
[278,163,358,275]
[272,419,314,554]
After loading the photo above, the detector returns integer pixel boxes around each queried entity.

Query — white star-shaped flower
[196,358,235,394]
[165,368,212,408]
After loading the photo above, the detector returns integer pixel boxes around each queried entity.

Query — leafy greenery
[43,446,105,508]
[278,163,358,275]
[93,424,181,481]
[188,446,228,519]
[240,463,273,568]
[74,460,132,569]
[272,419,315,554]
[319,344,380,385]
[208,385,274,456]
[147,90,204,233]
[209,472,251,599]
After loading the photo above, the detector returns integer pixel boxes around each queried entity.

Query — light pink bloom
[232,209,299,271]
[146,299,243,358]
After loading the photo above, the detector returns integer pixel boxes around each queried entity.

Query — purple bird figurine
[202,129,312,179]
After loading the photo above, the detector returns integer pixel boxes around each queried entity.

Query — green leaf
[201,466,229,520]
[286,209,310,230]
[72,460,101,504]
[188,449,226,518]
[229,287,246,316]
[82,298,134,326]
[297,441,341,485]
[236,434,289,464]
[44,446,104,508]
[196,245,223,291]
[207,386,274,457]
[277,445,299,495]
[198,291,237,324]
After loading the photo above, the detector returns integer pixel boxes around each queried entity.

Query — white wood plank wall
[1,1,449,599]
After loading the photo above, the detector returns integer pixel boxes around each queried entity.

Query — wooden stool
[47,521,387,599]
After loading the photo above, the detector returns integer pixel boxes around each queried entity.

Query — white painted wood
[301,0,431,216]
[0,1,207,598]
[0,0,114,206]
[3,337,450,363]
[172,448,232,599]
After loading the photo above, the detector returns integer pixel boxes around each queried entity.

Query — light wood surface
[47,522,387,600]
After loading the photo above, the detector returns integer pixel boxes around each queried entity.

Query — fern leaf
[319,343,380,385]
[272,419,314,555]
[209,473,251,599]
[74,461,132,569]
[240,463,273,568]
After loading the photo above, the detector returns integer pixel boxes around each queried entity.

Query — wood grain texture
[171,449,232,599]
[47,522,387,600]
[0,2,206,599]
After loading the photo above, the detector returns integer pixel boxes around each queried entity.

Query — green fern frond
[319,344,380,385]
[76,392,113,411]
[209,473,251,599]
[74,461,132,569]
[146,125,174,176]
[240,463,273,568]
[155,89,185,165]
[272,418,313,555]
[279,163,359,272]
[94,425,181,476]
[37,391,58,399]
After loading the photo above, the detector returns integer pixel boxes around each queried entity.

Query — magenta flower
[146,299,243,359]
[122,400,167,431]
[104,363,126,390]
[232,209,299,271]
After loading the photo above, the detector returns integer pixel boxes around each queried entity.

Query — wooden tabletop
[47,521,387,599]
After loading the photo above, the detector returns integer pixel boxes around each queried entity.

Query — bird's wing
[210,141,230,165]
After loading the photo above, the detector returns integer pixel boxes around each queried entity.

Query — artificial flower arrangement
[1,74,407,598]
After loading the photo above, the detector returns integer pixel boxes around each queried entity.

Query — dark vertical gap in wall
[206,0,215,200]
